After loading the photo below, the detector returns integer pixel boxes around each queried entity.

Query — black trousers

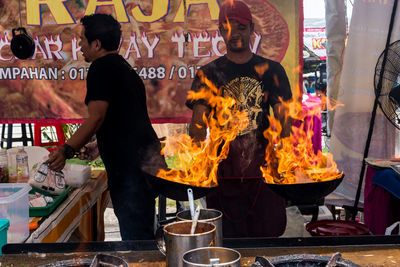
[108,168,155,240]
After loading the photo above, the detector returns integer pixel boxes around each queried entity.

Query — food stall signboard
[0,0,301,123]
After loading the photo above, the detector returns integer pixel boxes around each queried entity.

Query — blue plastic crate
[0,219,9,255]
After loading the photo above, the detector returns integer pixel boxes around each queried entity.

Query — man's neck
[94,50,118,61]
[225,50,253,64]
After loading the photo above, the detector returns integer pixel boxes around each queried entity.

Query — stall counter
[2,236,400,266]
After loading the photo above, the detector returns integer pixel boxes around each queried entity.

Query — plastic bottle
[0,149,8,183]
[16,146,29,183]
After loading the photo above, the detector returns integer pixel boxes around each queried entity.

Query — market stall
[0,1,399,266]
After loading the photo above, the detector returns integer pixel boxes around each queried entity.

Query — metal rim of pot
[163,221,216,237]
[176,209,223,222]
[182,247,241,267]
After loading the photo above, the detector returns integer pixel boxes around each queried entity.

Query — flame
[319,91,345,111]
[260,65,343,184]
[254,62,270,78]
[222,19,232,41]
[261,96,342,184]
[158,62,344,186]
[157,71,249,187]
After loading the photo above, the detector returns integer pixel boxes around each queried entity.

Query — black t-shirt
[186,55,290,237]
[85,54,164,177]
[186,54,292,139]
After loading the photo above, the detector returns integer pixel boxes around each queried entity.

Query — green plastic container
[0,219,9,255]
[29,185,72,217]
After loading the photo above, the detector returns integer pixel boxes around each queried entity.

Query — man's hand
[46,146,67,171]
[79,140,99,161]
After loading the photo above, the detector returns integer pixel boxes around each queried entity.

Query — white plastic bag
[29,162,66,195]
[385,221,400,235]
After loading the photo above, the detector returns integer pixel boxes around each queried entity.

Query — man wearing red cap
[186,1,292,237]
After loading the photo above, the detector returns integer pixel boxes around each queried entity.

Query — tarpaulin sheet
[330,0,399,202]
[0,0,302,123]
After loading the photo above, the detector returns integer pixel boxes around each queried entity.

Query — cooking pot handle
[155,226,166,256]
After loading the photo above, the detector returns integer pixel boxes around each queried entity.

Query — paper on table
[365,157,400,168]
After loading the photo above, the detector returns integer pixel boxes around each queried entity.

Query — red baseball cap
[218,1,252,26]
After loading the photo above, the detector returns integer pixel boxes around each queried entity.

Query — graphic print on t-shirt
[224,76,263,135]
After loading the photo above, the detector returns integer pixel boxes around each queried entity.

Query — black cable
[18,0,22,27]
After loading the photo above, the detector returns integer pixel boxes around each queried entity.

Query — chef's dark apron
[206,133,287,238]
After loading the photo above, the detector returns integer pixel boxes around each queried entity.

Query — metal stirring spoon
[187,188,195,219]
[190,206,201,234]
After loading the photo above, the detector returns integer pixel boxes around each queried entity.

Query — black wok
[146,174,216,201]
[265,174,344,205]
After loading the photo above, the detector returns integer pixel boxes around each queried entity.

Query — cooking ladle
[187,188,195,219]
[190,206,201,234]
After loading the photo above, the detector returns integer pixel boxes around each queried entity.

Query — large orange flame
[157,71,249,187]
[158,61,343,186]
[261,95,342,184]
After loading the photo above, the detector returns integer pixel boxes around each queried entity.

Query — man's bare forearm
[67,100,108,151]
[66,116,102,151]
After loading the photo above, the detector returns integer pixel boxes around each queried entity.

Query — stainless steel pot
[177,209,223,247]
[157,221,216,267]
[182,247,241,267]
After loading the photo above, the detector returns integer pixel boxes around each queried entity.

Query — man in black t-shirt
[187,1,292,237]
[47,14,166,240]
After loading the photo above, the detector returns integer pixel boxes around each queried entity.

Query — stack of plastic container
[0,183,31,243]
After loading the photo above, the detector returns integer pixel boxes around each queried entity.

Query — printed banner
[304,27,327,60]
[0,0,301,123]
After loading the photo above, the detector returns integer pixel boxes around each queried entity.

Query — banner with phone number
[0,0,302,123]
